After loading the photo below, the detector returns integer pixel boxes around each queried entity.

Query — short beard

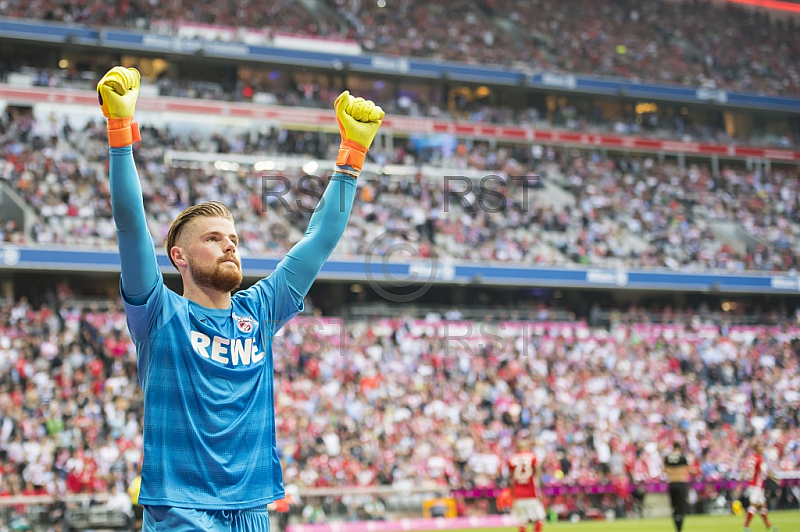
[189,256,243,293]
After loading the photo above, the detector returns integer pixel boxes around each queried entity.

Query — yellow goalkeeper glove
[334,90,384,174]
[97,66,141,147]
[732,500,743,516]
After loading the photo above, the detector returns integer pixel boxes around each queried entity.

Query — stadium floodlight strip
[163,151,494,179]
[724,0,800,13]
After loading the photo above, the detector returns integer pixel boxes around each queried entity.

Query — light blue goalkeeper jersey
[109,145,355,509]
[125,267,299,508]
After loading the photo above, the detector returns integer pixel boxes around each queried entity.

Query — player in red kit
[742,441,778,532]
[508,439,546,532]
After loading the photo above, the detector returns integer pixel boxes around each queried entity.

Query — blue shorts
[143,505,271,532]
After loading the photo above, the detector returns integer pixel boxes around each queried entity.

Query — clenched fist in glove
[334,90,384,175]
[97,66,141,147]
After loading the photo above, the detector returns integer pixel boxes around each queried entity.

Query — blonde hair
[165,201,234,269]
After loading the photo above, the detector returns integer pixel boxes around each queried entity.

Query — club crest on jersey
[233,313,256,333]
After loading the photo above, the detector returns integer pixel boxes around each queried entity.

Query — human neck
[183,285,232,309]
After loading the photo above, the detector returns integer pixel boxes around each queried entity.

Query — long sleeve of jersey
[109,146,160,305]
[279,174,356,300]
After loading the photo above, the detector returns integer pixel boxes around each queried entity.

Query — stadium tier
[0,300,798,522]
[0,92,796,276]
[0,0,798,97]
[0,14,799,148]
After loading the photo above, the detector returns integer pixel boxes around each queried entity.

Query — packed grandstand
[1,0,799,96]
[0,109,798,272]
[0,296,799,521]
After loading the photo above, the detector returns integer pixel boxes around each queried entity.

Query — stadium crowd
[9,64,798,150]
[0,108,798,273]
[0,295,798,524]
[1,0,799,97]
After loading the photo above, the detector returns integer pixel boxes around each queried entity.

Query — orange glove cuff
[336,139,368,173]
[107,116,141,148]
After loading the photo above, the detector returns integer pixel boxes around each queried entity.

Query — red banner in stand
[2,85,798,162]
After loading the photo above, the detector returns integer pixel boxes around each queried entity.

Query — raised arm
[280,174,356,299]
[99,67,160,305]
[279,91,384,301]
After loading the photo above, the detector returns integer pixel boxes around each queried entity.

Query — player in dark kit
[664,441,690,532]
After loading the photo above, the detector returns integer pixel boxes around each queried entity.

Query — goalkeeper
[98,66,383,531]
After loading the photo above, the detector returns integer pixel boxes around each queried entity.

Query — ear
[170,246,189,268]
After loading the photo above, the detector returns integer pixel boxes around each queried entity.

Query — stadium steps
[298,0,353,35]
[704,215,800,260]
[481,5,556,67]
[460,0,514,51]
[541,224,640,268]
[533,162,575,212]
[528,167,650,266]
[616,227,652,256]
[670,35,705,64]
[704,218,751,256]
[531,166,663,268]
[534,180,574,211]
[0,179,36,239]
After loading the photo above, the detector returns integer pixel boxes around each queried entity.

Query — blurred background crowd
[1,0,798,97]
[0,108,798,272]
[0,294,799,523]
